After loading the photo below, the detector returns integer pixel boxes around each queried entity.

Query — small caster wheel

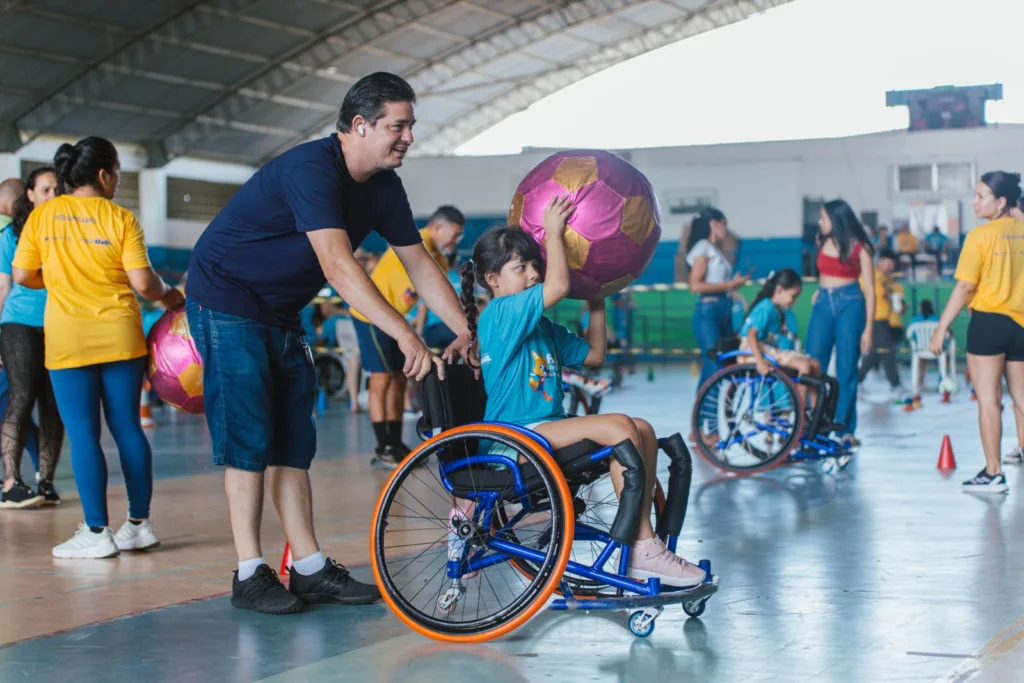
[436,583,464,615]
[628,609,656,637]
[837,454,852,469]
[819,457,837,474]
[683,599,707,618]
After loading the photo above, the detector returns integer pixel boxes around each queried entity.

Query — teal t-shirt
[479,286,589,426]
[0,227,47,328]
[740,299,786,347]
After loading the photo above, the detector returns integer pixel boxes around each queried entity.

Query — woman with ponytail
[686,208,750,389]
[12,137,184,558]
[456,200,707,588]
[0,166,59,508]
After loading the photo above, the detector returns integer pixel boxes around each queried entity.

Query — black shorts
[353,319,406,373]
[966,310,1024,361]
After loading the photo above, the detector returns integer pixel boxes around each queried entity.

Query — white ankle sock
[292,551,326,576]
[238,557,266,581]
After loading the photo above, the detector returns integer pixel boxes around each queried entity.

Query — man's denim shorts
[186,299,318,472]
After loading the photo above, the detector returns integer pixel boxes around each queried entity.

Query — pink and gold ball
[147,306,204,414]
[508,150,662,300]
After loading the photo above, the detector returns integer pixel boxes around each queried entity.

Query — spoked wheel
[503,478,666,598]
[690,365,804,474]
[313,353,348,401]
[371,425,575,643]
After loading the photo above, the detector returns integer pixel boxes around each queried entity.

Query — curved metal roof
[0,0,794,166]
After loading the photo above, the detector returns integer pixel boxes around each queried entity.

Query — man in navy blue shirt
[186,72,471,615]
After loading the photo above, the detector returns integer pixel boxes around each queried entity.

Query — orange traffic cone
[279,542,292,577]
[937,435,956,470]
[140,381,154,429]
[912,394,922,410]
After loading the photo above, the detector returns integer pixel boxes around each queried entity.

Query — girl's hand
[542,195,574,239]
[860,328,873,355]
[929,327,946,356]
[587,298,606,311]
[729,273,750,289]
[755,358,772,376]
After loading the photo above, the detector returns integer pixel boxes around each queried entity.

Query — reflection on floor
[1,368,1022,682]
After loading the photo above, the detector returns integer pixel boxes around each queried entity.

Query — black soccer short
[966,310,1024,361]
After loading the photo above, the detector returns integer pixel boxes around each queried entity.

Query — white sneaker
[1002,447,1024,464]
[52,524,120,559]
[113,519,161,551]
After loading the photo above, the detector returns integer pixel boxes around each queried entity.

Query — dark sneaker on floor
[37,480,61,506]
[288,558,381,605]
[1,479,43,509]
[371,446,399,470]
[231,565,304,614]
[962,468,1009,494]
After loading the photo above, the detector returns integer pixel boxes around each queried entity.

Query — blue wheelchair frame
[710,350,851,466]
[433,421,718,622]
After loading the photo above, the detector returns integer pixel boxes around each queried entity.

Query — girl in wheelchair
[457,196,705,588]
[739,269,843,439]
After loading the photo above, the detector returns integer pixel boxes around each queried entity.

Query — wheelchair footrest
[548,574,719,612]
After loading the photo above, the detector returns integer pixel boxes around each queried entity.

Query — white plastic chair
[905,321,956,395]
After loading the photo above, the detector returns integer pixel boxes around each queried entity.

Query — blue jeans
[805,283,866,435]
[693,295,735,388]
[186,299,318,473]
[49,358,151,528]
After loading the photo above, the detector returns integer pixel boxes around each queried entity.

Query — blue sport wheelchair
[371,365,719,642]
[690,338,853,475]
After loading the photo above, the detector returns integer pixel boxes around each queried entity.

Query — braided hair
[459,227,543,347]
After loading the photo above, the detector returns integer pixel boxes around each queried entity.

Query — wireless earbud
[358,125,365,136]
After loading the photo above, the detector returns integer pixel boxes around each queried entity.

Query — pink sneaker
[628,538,706,588]
[448,499,478,580]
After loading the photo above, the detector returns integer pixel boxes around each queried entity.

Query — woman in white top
[686,208,749,388]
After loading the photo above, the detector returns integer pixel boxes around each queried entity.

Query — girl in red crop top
[817,241,864,279]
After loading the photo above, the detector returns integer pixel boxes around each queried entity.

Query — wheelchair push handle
[608,439,647,546]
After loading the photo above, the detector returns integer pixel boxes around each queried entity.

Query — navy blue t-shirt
[186,135,420,329]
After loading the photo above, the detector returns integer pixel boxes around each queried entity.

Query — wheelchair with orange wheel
[371,365,719,642]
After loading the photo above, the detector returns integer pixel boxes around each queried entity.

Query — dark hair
[429,204,465,227]
[819,199,874,264]
[685,207,727,253]
[10,166,56,239]
[749,268,802,312]
[54,136,118,195]
[876,247,896,261]
[336,72,416,134]
[459,227,543,345]
[919,299,934,318]
[979,171,1022,214]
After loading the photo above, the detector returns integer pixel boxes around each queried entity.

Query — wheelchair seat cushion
[446,437,608,499]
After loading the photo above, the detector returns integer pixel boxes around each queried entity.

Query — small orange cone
[937,435,956,470]
[941,391,951,404]
[140,381,155,429]
[912,394,922,409]
[279,542,292,577]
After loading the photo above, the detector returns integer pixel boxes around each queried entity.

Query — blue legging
[49,358,152,528]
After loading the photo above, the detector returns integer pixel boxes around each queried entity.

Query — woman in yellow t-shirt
[12,136,184,559]
[930,171,1024,494]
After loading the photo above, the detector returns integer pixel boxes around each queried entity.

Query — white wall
[399,124,1024,239]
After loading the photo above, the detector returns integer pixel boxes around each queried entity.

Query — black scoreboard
[886,84,1002,132]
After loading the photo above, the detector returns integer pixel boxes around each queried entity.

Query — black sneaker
[371,446,399,470]
[962,468,1009,494]
[231,564,305,614]
[288,558,381,605]
[0,479,43,509]
[37,480,61,506]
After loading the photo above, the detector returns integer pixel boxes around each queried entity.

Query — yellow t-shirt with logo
[861,270,905,325]
[954,217,1024,328]
[351,228,448,323]
[13,195,152,370]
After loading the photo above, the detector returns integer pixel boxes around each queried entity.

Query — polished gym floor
[0,367,1021,683]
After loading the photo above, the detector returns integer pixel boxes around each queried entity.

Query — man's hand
[443,330,474,366]
[398,330,445,381]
